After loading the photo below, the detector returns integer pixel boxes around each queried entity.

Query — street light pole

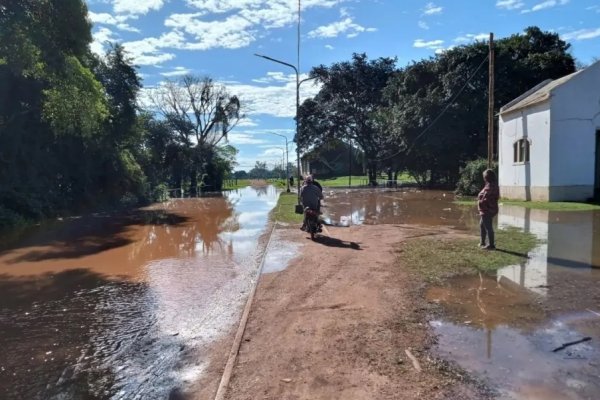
[266,131,290,192]
[254,53,302,202]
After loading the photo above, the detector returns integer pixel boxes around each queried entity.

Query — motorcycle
[303,207,322,240]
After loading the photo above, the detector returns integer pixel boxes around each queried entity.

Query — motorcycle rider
[300,175,323,231]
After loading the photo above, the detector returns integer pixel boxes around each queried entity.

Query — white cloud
[423,2,443,16]
[160,67,192,77]
[227,73,321,118]
[418,21,430,30]
[91,27,117,55]
[88,11,140,32]
[587,5,600,13]
[113,0,165,15]
[227,132,268,145]
[122,32,182,65]
[165,13,256,50]
[454,33,489,43]
[561,27,600,41]
[251,72,296,84]
[307,17,376,39]
[496,0,525,10]
[413,38,445,50]
[325,44,335,50]
[521,0,569,13]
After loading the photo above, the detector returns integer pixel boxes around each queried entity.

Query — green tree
[382,26,575,186]
[150,75,242,195]
[298,53,397,185]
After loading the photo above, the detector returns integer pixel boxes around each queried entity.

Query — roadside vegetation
[454,199,600,211]
[398,228,538,284]
[271,193,304,224]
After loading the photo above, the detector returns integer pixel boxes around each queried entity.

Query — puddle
[0,186,279,399]
[261,230,300,274]
[323,189,478,229]
[427,204,600,399]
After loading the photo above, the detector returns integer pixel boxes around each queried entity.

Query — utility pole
[488,32,495,169]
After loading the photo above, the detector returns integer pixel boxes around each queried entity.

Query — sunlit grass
[397,227,538,283]
[320,172,416,187]
[454,198,600,211]
[271,192,304,224]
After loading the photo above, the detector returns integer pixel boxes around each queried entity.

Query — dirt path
[223,224,485,400]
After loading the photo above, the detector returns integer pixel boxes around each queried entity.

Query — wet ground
[2,187,599,399]
[0,186,278,399]
[324,189,600,400]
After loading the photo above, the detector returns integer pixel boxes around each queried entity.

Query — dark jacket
[478,182,499,217]
[300,183,323,211]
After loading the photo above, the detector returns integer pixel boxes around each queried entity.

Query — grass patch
[455,198,600,211]
[223,179,251,189]
[272,192,304,224]
[399,228,538,283]
[320,172,416,187]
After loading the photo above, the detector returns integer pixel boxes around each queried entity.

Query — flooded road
[323,188,478,229]
[324,189,600,399]
[0,186,278,399]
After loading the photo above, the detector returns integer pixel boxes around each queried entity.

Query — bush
[0,205,28,230]
[455,158,497,196]
[151,183,169,202]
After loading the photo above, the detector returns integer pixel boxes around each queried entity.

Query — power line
[376,54,490,162]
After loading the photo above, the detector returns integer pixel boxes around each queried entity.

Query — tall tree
[298,53,397,185]
[382,26,575,186]
[150,75,242,195]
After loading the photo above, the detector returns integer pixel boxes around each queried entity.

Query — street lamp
[272,147,286,181]
[254,54,317,201]
[265,131,291,192]
[254,53,301,202]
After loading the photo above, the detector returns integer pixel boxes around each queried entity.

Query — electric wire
[376,54,490,162]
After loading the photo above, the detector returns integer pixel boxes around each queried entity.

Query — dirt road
[223,224,484,400]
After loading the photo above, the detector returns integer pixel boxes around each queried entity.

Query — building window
[513,139,530,163]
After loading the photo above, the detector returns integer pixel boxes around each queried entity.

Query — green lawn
[455,198,600,211]
[398,228,538,283]
[320,172,416,187]
[271,192,304,224]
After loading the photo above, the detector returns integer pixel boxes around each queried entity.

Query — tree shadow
[0,268,187,399]
[312,235,362,250]
[1,210,190,263]
[494,248,531,258]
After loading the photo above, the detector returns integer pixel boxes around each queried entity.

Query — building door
[596,130,600,199]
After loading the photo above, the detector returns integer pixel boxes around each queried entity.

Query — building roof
[499,69,584,115]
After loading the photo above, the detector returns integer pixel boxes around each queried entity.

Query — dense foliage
[299,27,576,187]
[0,1,239,228]
[455,159,497,196]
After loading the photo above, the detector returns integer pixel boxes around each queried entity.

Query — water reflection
[0,186,279,399]
[324,189,478,229]
[430,204,600,399]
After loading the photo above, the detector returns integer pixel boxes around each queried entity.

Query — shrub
[455,158,497,196]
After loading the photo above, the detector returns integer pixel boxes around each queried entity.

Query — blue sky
[87,0,600,171]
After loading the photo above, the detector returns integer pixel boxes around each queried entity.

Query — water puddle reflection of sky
[324,189,600,399]
[429,205,600,400]
[0,185,279,399]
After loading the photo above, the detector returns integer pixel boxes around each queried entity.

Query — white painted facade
[498,61,600,201]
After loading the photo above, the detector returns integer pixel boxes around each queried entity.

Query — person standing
[478,169,499,250]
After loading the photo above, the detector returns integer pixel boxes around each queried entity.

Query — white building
[498,61,600,201]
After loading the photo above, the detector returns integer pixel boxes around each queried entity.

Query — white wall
[499,102,551,189]
[550,62,600,188]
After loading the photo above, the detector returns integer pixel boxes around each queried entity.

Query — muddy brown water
[0,186,278,399]
[323,188,600,400]
[1,187,599,399]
